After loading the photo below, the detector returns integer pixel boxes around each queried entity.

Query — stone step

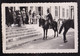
[6,32,42,43]
[6,34,42,50]
[6,31,41,39]
[6,24,43,50]
[6,27,33,32]
[6,26,26,29]
[6,29,36,36]
[6,24,36,30]
[6,27,25,30]
[6,30,37,38]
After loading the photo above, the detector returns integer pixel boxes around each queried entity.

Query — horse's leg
[56,22,58,37]
[39,19,41,26]
[57,30,58,37]
[57,27,58,37]
[46,29,48,39]
[43,28,45,40]
[57,23,58,37]
[63,28,68,43]
[54,31,56,38]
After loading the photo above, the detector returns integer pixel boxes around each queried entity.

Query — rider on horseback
[46,8,53,28]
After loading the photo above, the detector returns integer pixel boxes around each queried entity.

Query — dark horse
[59,19,74,43]
[39,18,58,40]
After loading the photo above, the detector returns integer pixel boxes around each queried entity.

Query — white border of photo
[1,2,78,53]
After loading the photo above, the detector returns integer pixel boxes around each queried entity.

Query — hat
[17,11,21,15]
[22,8,25,11]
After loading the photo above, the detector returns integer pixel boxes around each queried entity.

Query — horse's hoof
[46,38,47,40]
[43,38,45,40]
[64,40,68,43]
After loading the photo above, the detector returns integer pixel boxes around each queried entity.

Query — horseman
[46,8,53,28]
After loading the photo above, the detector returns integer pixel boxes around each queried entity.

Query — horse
[59,19,74,43]
[39,18,58,40]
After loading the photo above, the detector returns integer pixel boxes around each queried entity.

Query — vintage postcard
[2,3,78,53]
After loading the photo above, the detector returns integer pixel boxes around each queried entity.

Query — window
[67,9,68,18]
[62,8,65,17]
[55,6,58,16]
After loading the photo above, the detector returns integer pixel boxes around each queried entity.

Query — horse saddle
[49,22,53,29]
[49,20,52,29]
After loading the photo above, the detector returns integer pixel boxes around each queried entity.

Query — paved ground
[10,24,75,50]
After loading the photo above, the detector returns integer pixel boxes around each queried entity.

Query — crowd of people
[6,7,40,27]
[6,7,59,28]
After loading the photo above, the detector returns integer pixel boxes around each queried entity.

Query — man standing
[29,7,33,24]
[6,7,14,27]
[25,9,29,24]
[17,11,22,27]
[21,8,26,25]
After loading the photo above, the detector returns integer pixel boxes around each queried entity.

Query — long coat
[46,13,53,22]
[6,8,13,25]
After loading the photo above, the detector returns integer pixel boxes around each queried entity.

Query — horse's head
[39,15,50,28]
[39,18,45,26]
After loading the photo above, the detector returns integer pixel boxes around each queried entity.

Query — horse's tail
[59,23,64,34]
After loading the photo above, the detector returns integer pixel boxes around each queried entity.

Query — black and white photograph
[2,3,78,53]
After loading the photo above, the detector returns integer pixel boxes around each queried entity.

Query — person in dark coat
[21,9,26,25]
[6,7,14,27]
[17,11,22,27]
[25,12,29,24]
[13,11,17,24]
[6,7,10,26]
[46,8,53,22]
[46,8,53,28]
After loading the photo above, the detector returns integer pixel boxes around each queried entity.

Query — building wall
[8,6,74,25]
[43,6,47,15]
[15,6,20,10]
[51,6,55,19]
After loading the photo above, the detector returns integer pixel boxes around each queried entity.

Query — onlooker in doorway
[17,11,22,27]
[21,9,26,25]
[29,7,33,24]
[6,7,14,27]
[25,9,29,24]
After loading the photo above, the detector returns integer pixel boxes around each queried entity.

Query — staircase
[6,24,42,50]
